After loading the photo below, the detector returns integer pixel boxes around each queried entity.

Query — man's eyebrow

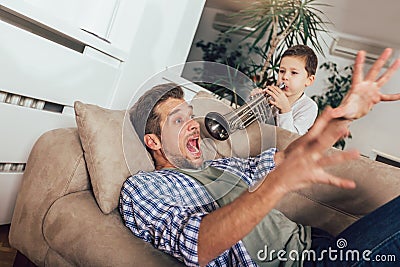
[167,105,193,117]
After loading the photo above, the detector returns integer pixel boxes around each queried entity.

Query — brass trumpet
[204,83,285,141]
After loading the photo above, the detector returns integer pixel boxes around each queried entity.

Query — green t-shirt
[176,166,311,267]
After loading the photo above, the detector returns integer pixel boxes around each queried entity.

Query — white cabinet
[0,0,205,224]
[0,1,123,224]
[0,173,23,225]
[0,21,121,107]
[25,0,121,40]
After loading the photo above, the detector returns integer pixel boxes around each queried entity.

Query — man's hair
[281,44,318,76]
[129,83,184,147]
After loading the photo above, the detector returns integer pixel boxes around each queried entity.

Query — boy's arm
[275,99,318,135]
[252,86,317,135]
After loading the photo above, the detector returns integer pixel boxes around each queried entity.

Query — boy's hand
[334,48,400,119]
[266,85,291,113]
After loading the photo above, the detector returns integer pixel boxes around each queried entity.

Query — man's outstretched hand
[268,107,358,194]
[333,48,400,119]
[268,48,400,194]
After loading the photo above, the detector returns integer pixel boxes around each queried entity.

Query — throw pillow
[74,101,154,214]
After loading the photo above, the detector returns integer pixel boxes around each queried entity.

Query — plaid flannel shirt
[119,148,277,266]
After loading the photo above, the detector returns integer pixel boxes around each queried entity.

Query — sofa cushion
[74,101,154,214]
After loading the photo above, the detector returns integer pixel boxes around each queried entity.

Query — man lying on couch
[120,49,400,267]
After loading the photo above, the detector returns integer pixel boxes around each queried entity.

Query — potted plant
[229,0,331,87]
[195,34,260,106]
[195,0,332,105]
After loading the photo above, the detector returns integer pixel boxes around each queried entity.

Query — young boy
[254,45,318,135]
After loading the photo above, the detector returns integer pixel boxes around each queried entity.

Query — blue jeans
[304,195,400,266]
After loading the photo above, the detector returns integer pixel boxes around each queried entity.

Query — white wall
[109,0,206,110]
[26,0,120,39]
[187,7,223,62]
[186,7,400,159]
[187,7,260,63]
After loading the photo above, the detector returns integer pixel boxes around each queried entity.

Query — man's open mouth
[186,136,201,157]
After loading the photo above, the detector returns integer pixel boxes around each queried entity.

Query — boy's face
[277,56,315,98]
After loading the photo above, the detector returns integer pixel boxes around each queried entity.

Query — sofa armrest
[9,128,90,266]
[43,191,185,267]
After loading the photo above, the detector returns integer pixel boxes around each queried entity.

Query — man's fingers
[308,122,349,156]
[317,150,360,167]
[317,173,356,189]
[352,50,365,84]
[296,107,350,158]
[330,105,347,118]
[380,92,400,101]
[376,58,400,88]
[365,48,393,81]
[306,107,337,140]
[331,102,362,120]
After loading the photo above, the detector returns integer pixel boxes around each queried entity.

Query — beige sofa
[9,96,400,267]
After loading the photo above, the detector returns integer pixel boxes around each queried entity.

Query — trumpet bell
[204,111,230,141]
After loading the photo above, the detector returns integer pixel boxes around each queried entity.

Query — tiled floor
[0,224,16,267]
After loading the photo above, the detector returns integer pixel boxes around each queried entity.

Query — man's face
[156,98,203,169]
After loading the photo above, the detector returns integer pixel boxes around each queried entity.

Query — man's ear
[305,74,315,87]
[144,134,161,151]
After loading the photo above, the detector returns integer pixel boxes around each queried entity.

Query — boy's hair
[282,45,318,76]
[129,83,184,148]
